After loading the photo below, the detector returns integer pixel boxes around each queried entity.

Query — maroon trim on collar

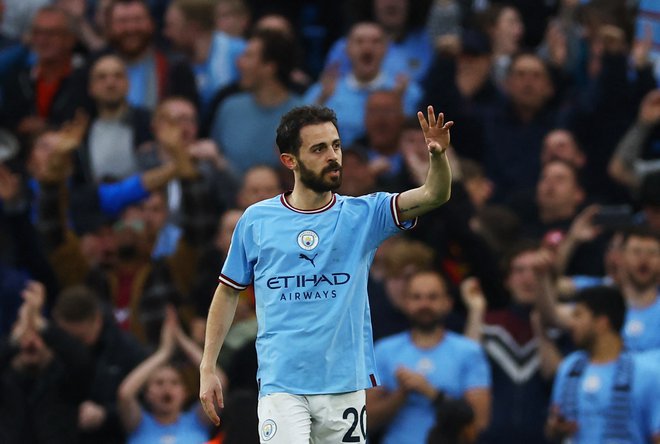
[279,192,337,214]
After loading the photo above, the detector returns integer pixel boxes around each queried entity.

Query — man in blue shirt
[199,104,453,443]
[304,22,422,147]
[619,228,660,351]
[368,270,491,444]
[547,286,660,444]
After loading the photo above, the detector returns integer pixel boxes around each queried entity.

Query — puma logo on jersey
[299,253,318,267]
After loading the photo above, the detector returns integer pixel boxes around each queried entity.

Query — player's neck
[411,326,445,349]
[589,333,622,364]
[287,186,333,211]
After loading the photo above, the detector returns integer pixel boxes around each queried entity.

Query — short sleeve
[366,193,417,250]
[463,343,491,390]
[219,213,254,290]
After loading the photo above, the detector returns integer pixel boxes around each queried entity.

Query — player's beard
[298,158,342,193]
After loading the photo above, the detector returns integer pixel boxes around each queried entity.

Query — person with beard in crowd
[118,307,214,443]
[199,105,453,442]
[103,0,198,110]
[367,270,491,444]
[619,228,660,352]
[546,286,660,444]
[0,281,93,444]
[53,285,147,444]
[77,54,153,184]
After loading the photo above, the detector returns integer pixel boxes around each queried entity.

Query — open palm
[417,106,453,155]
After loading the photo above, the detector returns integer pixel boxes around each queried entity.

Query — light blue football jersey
[219,192,416,397]
[551,351,660,444]
[375,331,491,444]
[624,292,660,352]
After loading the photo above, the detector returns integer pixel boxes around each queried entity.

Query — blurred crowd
[0,0,659,443]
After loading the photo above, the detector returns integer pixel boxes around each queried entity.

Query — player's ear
[280,153,296,170]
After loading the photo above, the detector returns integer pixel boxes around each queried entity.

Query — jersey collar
[280,192,337,214]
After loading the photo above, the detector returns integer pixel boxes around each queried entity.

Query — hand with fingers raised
[417,106,454,157]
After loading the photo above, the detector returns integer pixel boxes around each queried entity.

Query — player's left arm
[397,106,453,222]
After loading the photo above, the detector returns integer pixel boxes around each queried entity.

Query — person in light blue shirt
[210,29,303,174]
[619,228,660,352]
[119,309,212,444]
[304,22,422,147]
[369,270,491,444]
[200,103,454,443]
[547,286,660,444]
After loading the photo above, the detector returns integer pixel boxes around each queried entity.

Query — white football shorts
[257,390,367,444]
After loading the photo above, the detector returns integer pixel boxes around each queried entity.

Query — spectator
[53,285,147,444]
[358,90,407,192]
[214,0,251,38]
[478,4,524,89]
[369,237,436,342]
[0,281,93,444]
[117,307,213,443]
[546,286,660,444]
[541,129,587,170]
[305,22,422,146]
[1,5,86,136]
[235,165,283,210]
[368,270,491,444]
[480,52,557,200]
[209,29,303,174]
[105,0,198,110]
[139,96,237,228]
[325,0,434,83]
[163,0,245,112]
[462,244,563,444]
[79,54,152,183]
[523,159,586,238]
[619,228,660,352]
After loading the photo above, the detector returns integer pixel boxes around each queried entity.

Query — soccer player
[199,105,453,443]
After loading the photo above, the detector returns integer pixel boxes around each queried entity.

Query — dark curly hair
[276,106,338,156]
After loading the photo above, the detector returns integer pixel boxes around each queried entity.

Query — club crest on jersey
[297,230,319,251]
[261,419,277,441]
